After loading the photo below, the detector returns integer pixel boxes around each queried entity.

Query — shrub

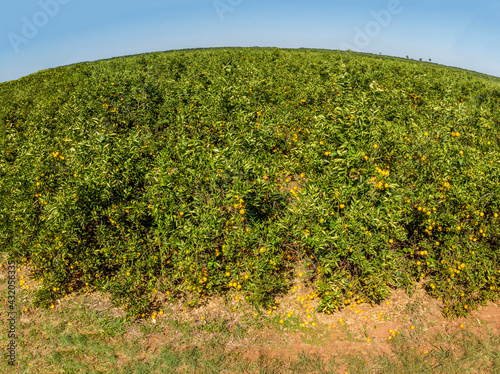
[1,48,499,319]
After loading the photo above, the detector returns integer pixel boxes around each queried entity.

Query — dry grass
[1,253,499,373]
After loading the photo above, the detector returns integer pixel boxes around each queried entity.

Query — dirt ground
[2,255,499,371]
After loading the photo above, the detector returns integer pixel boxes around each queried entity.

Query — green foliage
[1,47,499,319]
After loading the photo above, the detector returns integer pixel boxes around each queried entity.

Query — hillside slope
[1,48,499,319]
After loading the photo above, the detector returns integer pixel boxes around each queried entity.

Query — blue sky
[1,0,499,83]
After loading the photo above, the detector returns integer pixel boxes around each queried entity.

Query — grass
[2,253,500,373]
[1,46,500,371]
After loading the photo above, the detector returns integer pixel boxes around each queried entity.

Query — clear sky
[1,0,499,83]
